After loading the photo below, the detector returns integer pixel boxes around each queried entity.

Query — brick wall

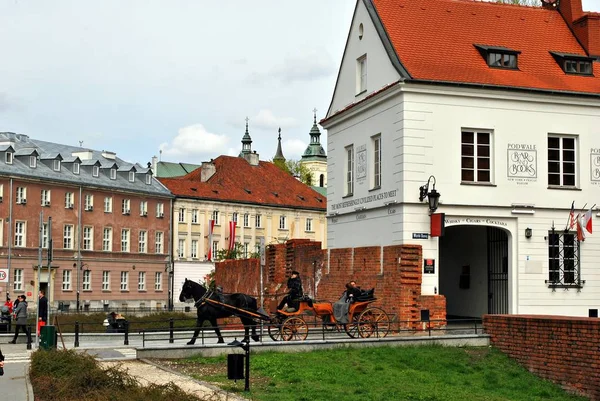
[216,239,446,328]
[484,315,600,401]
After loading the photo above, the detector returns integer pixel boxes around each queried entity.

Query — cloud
[282,138,307,160]
[159,124,230,161]
[248,50,335,84]
[251,109,298,130]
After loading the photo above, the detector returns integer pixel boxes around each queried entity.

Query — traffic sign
[0,268,8,283]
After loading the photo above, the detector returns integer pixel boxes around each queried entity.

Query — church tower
[300,109,327,188]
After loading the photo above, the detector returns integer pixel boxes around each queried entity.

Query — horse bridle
[193,288,215,308]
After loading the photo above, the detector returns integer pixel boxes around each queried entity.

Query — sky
[0,0,598,166]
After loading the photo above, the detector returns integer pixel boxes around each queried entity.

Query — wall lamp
[384,200,397,206]
[419,175,441,214]
[525,227,532,239]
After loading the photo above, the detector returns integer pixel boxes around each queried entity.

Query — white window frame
[548,135,577,187]
[102,227,112,252]
[155,232,164,254]
[154,272,162,290]
[121,229,130,252]
[129,171,135,182]
[138,271,146,291]
[65,192,74,209]
[138,230,147,253]
[29,155,37,168]
[63,224,73,249]
[5,152,13,164]
[156,203,164,218]
[14,221,25,247]
[73,162,80,175]
[120,271,128,291]
[84,194,93,211]
[82,269,91,291]
[279,215,287,230]
[461,129,492,184]
[243,213,250,227]
[16,187,26,204]
[140,201,148,216]
[53,159,61,171]
[62,270,71,290]
[93,165,99,177]
[102,271,110,290]
[243,242,249,258]
[191,209,199,224]
[357,54,367,94]
[41,189,51,206]
[104,196,112,213]
[345,145,354,196]
[178,239,185,258]
[306,218,313,232]
[255,214,262,228]
[191,239,198,258]
[42,223,49,249]
[110,168,117,180]
[232,212,238,226]
[212,241,219,259]
[145,174,152,185]
[372,134,381,189]
[83,226,93,251]
[122,199,131,215]
[212,210,219,225]
[13,269,23,291]
[178,208,185,223]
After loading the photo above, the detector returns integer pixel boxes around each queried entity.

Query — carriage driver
[277,270,303,312]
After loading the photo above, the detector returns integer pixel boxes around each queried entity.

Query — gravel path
[101,360,247,401]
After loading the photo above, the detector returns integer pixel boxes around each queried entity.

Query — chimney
[558,0,600,58]
[200,160,216,182]
[151,155,158,175]
[243,151,259,166]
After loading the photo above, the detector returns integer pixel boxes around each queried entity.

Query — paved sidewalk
[2,341,35,401]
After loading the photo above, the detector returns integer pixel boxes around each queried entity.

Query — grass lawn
[165,345,587,401]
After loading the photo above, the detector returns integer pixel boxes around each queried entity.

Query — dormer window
[145,174,152,185]
[53,159,61,171]
[550,52,594,76]
[5,152,13,165]
[29,156,37,168]
[129,171,135,182]
[73,162,80,175]
[111,168,117,180]
[475,45,520,70]
[93,166,99,177]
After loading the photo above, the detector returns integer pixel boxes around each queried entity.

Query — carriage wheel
[281,317,308,341]
[357,307,390,338]
[268,323,283,342]
[344,313,361,338]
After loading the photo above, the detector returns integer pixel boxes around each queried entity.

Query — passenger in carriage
[277,270,303,312]
[345,281,374,302]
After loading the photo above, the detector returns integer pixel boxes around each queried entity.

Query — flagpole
[565,201,575,231]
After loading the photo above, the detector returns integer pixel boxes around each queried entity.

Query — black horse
[178,278,260,345]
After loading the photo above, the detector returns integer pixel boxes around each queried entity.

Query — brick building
[0,132,173,312]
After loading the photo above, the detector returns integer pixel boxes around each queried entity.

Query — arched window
[319,174,324,187]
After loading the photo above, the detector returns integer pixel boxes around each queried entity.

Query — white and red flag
[228,221,236,251]
[577,216,586,242]
[207,219,215,261]
[581,207,593,234]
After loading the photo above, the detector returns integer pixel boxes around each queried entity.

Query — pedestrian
[0,347,4,375]
[38,290,48,323]
[3,297,12,314]
[9,295,32,344]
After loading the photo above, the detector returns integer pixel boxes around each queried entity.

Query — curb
[25,362,35,401]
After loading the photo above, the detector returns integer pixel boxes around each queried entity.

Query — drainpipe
[76,186,82,311]
[6,178,13,301]
[168,198,174,311]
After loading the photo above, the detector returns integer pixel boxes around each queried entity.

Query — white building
[321,0,600,318]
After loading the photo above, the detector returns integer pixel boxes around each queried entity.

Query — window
[140,201,148,216]
[129,171,135,182]
[29,155,37,168]
[16,187,26,204]
[138,272,146,291]
[42,223,49,249]
[178,239,185,258]
[154,272,162,290]
[41,189,51,206]
[178,208,185,223]
[146,174,152,185]
[357,54,367,93]
[82,270,91,291]
[488,52,517,69]
[14,221,25,247]
[255,214,262,228]
[65,192,74,209]
[73,162,80,175]
[63,224,73,249]
[306,218,313,232]
[191,240,198,258]
[120,271,128,291]
[548,231,581,287]
[13,269,22,291]
[212,210,219,225]
[372,135,381,189]
[93,165,99,177]
[565,59,592,75]
[548,136,576,187]
[104,196,112,213]
[84,194,93,211]
[345,145,354,196]
[121,229,130,252]
[461,130,491,183]
[110,168,117,180]
[138,230,147,253]
[279,215,287,230]
[53,159,61,171]
[155,232,164,254]
[243,242,249,258]
[102,227,112,251]
[191,209,199,224]
[62,270,71,290]
[102,271,110,290]
[122,199,131,215]
[212,241,219,260]
[156,203,164,218]
[243,213,250,227]
[83,226,93,251]
[5,152,13,164]
[232,212,238,226]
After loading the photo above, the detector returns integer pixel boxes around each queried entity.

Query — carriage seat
[354,288,375,302]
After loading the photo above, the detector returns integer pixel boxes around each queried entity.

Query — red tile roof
[372,0,600,95]
[159,156,326,211]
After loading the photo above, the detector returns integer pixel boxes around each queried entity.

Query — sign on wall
[356,144,367,181]
[590,149,600,184]
[507,144,537,185]
[424,259,435,274]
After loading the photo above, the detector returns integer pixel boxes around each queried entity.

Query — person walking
[9,295,32,344]
[38,290,48,335]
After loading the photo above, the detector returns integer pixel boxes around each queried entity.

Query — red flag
[207,219,215,261]
[228,221,236,251]
[577,216,585,242]
[568,201,576,230]
[582,208,593,234]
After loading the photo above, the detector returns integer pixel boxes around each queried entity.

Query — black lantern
[525,227,532,239]
[419,175,441,214]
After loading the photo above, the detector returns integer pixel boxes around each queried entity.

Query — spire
[302,108,327,161]
[273,127,285,162]
[239,116,253,157]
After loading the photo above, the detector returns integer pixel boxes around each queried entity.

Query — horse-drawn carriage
[179,278,390,344]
